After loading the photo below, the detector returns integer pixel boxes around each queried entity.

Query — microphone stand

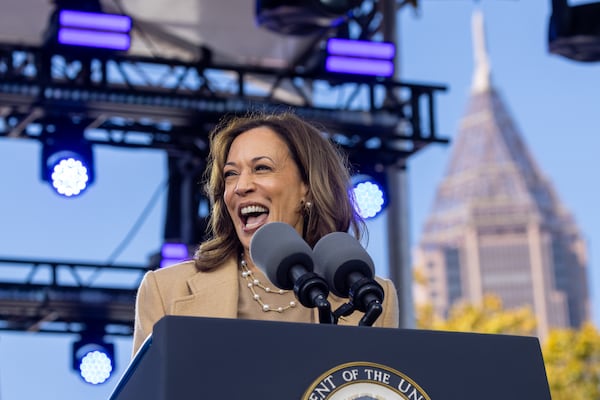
[351,278,384,327]
[314,294,335,325]
[332,300,382,326]
[332,302,355,324]
[332,277,384,327]
[293,272,335,324]
[358,300,383,327]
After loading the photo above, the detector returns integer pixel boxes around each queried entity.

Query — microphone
[312,232,384,326]
[250,222,334,324]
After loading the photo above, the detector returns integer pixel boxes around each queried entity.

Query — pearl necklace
[239,255,297,313]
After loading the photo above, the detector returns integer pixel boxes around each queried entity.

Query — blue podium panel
[110,316,551,400]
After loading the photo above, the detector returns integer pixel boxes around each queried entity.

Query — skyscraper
[414,9,589,339]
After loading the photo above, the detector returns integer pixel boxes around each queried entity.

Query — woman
[132,112,399,355]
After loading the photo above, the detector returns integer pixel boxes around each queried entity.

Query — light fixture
[256,0,363,36]
[324,38,396,78]
[352,173,387,219]
[72,333,115,385]
[41,122,95,198]
[548,0,600,62]
[159,242,190,268]
[47,8,132,51]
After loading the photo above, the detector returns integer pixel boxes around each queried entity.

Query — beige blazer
[132,257,399,355]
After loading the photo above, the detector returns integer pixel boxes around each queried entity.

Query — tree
[414,289,600,399]
[412,263,600,398]
[416,294,537,336]
[542,322,600,400]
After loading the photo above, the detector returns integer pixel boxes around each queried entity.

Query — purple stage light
[55,9,132,51]
[326,38,396,59]
[324,38,396,78]
[160,243,189,268]
[161,243,189,259]
[59,10,132,32]
[325,56,394,77]
[58,28,131,51]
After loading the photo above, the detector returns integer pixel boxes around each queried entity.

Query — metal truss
[0,257,146,336]
[0,43,447,162]
[0,41,448,335]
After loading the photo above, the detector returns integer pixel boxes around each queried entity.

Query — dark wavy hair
[194,111,365,270]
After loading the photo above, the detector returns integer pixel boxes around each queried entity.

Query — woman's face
[223,126,308,253]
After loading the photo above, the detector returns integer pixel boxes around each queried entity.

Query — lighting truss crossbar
[0,43,448,163]
[0,257,146,335]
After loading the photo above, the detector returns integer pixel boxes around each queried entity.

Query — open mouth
[240,204,269,230]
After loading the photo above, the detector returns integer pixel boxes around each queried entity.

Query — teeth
[240,205,268,215]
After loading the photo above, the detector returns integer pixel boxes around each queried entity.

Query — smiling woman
[222,126,308,250]
[131,112,400,356]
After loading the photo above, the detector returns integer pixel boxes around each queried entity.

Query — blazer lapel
[171,257,240,319]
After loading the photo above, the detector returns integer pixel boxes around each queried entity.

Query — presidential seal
[301,361,431,400]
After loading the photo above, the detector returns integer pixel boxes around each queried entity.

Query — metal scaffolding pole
[381,0,416,328]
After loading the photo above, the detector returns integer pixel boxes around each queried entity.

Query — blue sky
[1,1,600,399]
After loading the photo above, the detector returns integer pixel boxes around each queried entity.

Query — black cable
[84,175,169,286]
[110,0,161,58]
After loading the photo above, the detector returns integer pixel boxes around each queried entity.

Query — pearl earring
[302,200,312,215]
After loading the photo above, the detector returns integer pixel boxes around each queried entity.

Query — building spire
[471,8,492,93]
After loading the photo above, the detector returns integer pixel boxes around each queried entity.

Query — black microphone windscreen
[249,222,314,290]
[312,232,374,297]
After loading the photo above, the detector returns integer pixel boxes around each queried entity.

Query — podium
[109,316,551,400]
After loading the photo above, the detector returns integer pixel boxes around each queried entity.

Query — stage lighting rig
[324,37,396,79]
[256,0,363,36]
[548,0,600,62]
[45,6,132,52]
[159,242,192,269]
[352,170,387,219]
[41,122,95,198]
[72,331,115,385]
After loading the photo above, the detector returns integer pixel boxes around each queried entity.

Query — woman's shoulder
[374,275,395,289]
[148,256,237,281]
[142,257,237,297]
[149,259,199,280]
